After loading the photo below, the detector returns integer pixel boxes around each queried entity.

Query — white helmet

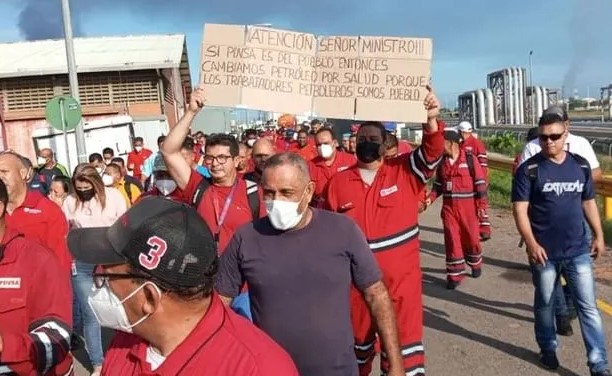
[457,121,473,132]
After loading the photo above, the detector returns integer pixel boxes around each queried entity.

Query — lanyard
[213,181,239,240]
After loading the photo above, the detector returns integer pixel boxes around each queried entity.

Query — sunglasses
[538,133,564,142]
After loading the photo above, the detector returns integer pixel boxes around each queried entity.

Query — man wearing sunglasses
[67,196,298,375]
[517,106,601,338]
[512,112,610,375]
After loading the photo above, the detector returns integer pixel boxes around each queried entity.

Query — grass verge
[489,169,612,245]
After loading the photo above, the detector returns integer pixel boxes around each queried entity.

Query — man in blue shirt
[512,112,610,376]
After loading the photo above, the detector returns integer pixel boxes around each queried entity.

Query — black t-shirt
[216,208,381,376]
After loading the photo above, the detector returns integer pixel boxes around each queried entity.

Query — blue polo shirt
[511,152,594,260]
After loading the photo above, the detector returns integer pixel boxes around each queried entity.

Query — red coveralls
[461,135,491,239]
[325,123,444,376]
[429,149,487,282]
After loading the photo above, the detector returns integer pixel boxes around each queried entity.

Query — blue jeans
[72,261,104,367]
[531,253,609,373]
[231,291,252,321]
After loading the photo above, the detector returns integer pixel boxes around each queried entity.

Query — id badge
[71,261,77,276]
[446,181,453,191]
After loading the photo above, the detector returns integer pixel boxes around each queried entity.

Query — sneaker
[539,351,559,370]
[446,280,460,290]
[91,366,102,376]
[591,370,612,376]
[472,268,482,278]
[556,316,574,336]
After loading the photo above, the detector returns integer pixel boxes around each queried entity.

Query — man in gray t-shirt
[216,152,404,376]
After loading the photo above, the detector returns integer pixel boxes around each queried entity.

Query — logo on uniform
[337,166,349,172]
[0,277,21,289]
[23,208,42,214]
[380,185,398,197]
[542,180,584,196]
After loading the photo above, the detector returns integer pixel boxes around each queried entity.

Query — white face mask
[135,146,143,152]
[88,282,160,333]
[37,156,47,166]
[317,144,334,159]
[247,139,256,147]
[102,174,114,187]
[265,189,308,231]
[155,179,177,196]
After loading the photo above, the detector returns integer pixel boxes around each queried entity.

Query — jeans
[531,253,609,373]
[72,261,104,367]
[230,291,253,321]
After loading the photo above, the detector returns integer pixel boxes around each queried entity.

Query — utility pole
[61,0,87,163]
[529,50,535,127]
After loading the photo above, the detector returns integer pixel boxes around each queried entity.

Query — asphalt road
[73,202,612,376]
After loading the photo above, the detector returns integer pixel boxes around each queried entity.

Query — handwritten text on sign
[201,24,433,122]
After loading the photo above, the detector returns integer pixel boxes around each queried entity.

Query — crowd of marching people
[0,84,610,376]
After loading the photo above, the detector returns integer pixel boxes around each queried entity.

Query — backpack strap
[124,180,133,203]
[245,179,261,220]
[567,152,591,181]
[465,149,476,180]
[192,177,212,208]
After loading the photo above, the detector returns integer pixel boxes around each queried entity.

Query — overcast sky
[1,0,609,106]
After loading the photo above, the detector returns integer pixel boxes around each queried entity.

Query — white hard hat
[457,121,473,132]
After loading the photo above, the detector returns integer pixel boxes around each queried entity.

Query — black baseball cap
[67,196,217,289]
[444,129,463,144]
[540,105,569,124]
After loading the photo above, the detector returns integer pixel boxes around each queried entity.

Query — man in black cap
[67,196,297,375]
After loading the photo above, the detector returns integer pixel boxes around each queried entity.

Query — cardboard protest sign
[200,24,433,123]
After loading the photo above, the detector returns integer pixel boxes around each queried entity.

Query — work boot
[480,232,491,242]
[446,280,460,290]
[539,351,559,370]
[591,369,612,376]
[556,316,574,336]
[472,268,482,278]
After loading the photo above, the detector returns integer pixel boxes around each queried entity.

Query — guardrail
[487,153,612,218]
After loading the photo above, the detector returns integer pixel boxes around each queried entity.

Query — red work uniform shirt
[0,230,73,376]
[461,136,488,180]
[294,145,318,161]
[5,190,71,273]
[308,152,356,206]
[176,171,266,252]
[127,149,153,181]
[101,293,298,376]
[325,125,444,271]
[398,140,413,155]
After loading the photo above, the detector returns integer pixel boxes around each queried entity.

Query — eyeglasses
[538,133,564,142]
[203,155,232,164]
[92,272,146,289]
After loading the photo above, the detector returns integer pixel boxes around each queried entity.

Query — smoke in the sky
[18,0,83,40]
[562,0,609,96]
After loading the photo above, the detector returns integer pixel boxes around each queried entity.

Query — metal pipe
[517,68,525,124]
[476,89,486,128]
[506,68,514,124]
[484,88,495,125]
[529,51,535,127]
[513,68,521,125]
[61,0,87,163]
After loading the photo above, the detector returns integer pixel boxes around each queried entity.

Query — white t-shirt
[518,133,600,169]
[146,346,166,371]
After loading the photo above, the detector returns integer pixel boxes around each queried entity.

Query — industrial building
[0,34,192,168]
[458,67,559,128]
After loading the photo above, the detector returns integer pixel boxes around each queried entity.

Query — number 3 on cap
[139,236,168,270]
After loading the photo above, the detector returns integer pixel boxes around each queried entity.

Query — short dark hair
[244,129,257,138]
[102,147,114,156]
[384,133,398,149]
[193,131,205,138]
[134,137,144,143]
[297,129,309,137]
[128,257,218,300]
[310,119,321,126]
[539,114,565,127]
[181,137,195,151]
[263,152,310,183]
[315,127,334,139]
[157,135,166,145]
[0,179,8,213]
[527,127,539,141]
[359,121,388,143]
[52,175,71,194]
[206,134,239,157]
[110,157,124,167]
[88,153,103,163]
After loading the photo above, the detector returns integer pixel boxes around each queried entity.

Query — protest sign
[200,24,433,123]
